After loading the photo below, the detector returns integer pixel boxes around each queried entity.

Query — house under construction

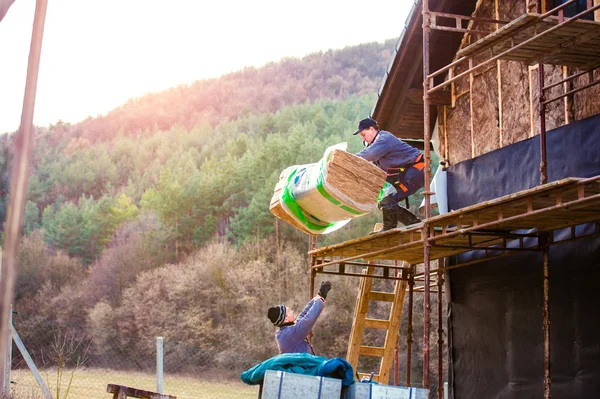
[307,0,600,398]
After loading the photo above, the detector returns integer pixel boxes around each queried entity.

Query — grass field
[10,368,259,399]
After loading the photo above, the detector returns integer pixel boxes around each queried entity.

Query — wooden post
[0,1,48,391]
[469,57,475,159]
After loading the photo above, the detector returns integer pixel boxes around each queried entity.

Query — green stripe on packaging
[281,169,334,232]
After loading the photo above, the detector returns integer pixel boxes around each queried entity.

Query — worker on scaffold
[353,117,424,231]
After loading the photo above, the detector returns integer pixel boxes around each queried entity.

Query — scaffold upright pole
[308,235,318,345]
[437,268,444,399]
[542,233,551,399]
[394,260,400,386]
[422,0,433,390]
[539,62,548,185]
[309,235,317,299]
[406,266,415,386]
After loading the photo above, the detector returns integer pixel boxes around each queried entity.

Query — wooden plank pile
[106,384,176,399]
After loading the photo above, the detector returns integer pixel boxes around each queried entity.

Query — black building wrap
[446,113,600,398]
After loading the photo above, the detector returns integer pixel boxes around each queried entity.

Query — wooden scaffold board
[310,176,600,265]
[457,13,600,68]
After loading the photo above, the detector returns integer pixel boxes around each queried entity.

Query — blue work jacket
[356,130,421,172]
[276,296,325,354]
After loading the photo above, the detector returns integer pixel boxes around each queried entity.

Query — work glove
[318,281,332,299]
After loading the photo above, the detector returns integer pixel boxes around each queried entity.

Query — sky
[0,0,412,134]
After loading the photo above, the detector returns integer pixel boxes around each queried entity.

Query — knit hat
[267,305,287,327]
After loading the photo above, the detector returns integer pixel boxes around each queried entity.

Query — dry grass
[10,368,258,399]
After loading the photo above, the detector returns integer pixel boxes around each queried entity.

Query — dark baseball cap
[353,117,378,135]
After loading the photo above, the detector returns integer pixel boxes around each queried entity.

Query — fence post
[0,248,7,397]
[3,305,12,396]
[157,336,164,393]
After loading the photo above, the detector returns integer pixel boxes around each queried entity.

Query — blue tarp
[240,353,355,387]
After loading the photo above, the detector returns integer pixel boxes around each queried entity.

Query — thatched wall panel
[446,95,472,165]
[472,67,500,157]
[530,65,566,135]
[573,69,600,121]
[501,61,531,146]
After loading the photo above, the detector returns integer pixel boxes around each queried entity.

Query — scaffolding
[306,1,600,398]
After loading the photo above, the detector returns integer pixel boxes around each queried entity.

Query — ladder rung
[368,291,395,302]
[359,346,385,357]
[364,318,390,329]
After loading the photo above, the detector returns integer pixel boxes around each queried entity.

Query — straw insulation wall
[499,0,530,146]
[530,64,566,136]
[440,0,599,166]
[446,96,472,164]
[573,69,600,120]
[471,0,500,158]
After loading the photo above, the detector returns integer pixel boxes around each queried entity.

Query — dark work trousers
[380,164,425,210]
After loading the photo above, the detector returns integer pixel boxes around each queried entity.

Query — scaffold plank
[309,176,600,265]
[457,13,600,68]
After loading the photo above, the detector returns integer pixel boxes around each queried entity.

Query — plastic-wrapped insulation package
[270,143,387,235]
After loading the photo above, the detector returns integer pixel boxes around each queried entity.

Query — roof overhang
[371,0,479,140]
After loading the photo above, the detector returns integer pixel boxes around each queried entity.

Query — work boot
[381,207,399,231]
[397,206,421,226]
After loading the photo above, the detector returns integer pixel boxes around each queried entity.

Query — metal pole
[1,301,11,397]
[0,247,4,396]
[0,0,48,390]
[6,305,12,396]
[422,0,433,390]
[394,260,399,386]
[537,0,548,187]
[12,326,52,399]
[156,337,164,393]
[542,234,551,399]
[406,266,415,386]
[437,270,444,399]
[309,236,317,299]
[308,236,317,344]
[539,63,548,185]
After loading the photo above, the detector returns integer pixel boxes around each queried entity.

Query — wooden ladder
[346,261,408,384]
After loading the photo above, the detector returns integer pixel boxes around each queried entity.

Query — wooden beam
[388,52,424,133]
[364,318,391,329]
[107,384,176,399]
[406,88,452,105]
[359,345,386,357]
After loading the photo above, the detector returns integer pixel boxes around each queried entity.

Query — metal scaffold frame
[423,1,599,396]
[306,0,600,397]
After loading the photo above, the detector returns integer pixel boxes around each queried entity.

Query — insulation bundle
[270,143,387,235]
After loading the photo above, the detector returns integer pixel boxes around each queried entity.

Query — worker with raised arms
[267,281,332,354]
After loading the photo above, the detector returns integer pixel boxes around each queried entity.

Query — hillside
[1,38,435,381]
[64,40,396,143]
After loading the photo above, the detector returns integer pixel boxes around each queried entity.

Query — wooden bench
[107,384,176,399]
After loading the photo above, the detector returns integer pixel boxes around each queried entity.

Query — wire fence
[8,312,261,399]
